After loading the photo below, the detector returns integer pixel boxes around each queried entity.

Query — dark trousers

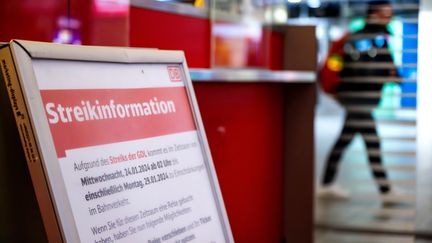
[321,112,390,194]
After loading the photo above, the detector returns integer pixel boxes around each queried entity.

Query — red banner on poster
[41,87,196,158]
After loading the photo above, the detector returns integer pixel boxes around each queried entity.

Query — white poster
[32,60,227,243]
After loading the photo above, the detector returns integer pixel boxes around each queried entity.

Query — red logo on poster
[167,66,182,82]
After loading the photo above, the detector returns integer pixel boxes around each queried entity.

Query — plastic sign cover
[31,59,228,242]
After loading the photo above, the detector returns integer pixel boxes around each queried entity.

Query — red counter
[190,69,316,243]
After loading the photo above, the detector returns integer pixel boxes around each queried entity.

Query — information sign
[0,41,233,243]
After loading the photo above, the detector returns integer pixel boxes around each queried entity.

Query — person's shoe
[381,189,412,207]
[317,184,351,200]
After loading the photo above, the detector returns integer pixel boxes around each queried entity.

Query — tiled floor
[315,115,417,233]
[315,228,432,243]
[315,229,416,243]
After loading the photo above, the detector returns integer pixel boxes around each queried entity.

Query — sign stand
[0,40,233,243]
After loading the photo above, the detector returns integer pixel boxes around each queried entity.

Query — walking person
[318,0,398,199]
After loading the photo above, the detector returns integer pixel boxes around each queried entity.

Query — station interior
[0,0,431,242]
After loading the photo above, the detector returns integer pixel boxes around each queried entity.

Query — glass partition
[210,0,287,69]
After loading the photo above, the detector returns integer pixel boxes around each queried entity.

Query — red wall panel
[130,7,211,68]
[0,0,62,42]
[193,82,284,243]
[267,30,285,70]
